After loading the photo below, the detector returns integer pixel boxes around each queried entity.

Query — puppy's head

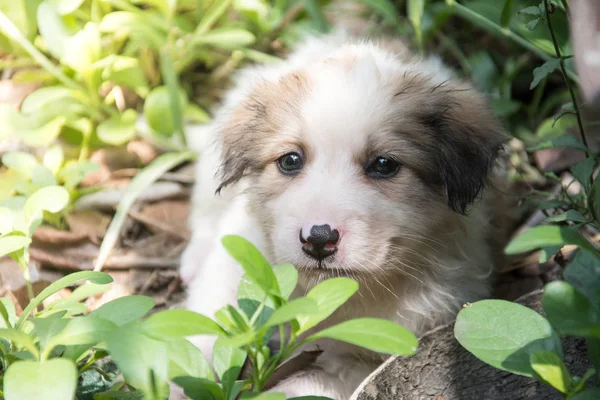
[216,44,505,279]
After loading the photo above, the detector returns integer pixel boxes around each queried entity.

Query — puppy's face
[217,47,504,279]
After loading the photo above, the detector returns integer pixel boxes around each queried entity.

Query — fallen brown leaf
[129,200,191,240]
[66,210,112,244]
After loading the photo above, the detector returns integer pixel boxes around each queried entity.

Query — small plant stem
[247,347,263,392]
[445,0,580,85]
[16,257,35,303]
[0,11,82,91]
[544,0,589,149]
[560,0,570,15]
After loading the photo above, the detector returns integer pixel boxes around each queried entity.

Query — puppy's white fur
[181,30,507,399]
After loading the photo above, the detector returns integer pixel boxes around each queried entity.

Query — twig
[544,0,589,149]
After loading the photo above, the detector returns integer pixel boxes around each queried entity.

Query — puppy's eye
[277,152,303,174]
[366,156,400,178]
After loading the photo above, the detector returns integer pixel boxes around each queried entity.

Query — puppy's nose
[299,223,340,261]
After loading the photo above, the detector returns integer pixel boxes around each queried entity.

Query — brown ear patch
[394,75,507,214]
[215,72,310,193]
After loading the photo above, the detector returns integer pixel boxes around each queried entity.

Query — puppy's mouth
[297,254,337,270]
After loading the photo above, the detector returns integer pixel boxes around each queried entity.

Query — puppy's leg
[268,355,377,400]
[180,125,232,285]
[185,196,267,364]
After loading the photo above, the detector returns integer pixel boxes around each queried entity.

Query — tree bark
[351,290,594,400]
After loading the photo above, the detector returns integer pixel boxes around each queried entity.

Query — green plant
[451,1,600,398]
[0,235,418,400]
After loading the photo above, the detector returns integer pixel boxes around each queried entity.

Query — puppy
[180,29,508,399]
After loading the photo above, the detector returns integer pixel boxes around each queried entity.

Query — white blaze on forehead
[300,49,392,155]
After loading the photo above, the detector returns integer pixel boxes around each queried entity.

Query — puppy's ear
[214,73,307,194]
[423,84,506,215]
[215,93,272,194]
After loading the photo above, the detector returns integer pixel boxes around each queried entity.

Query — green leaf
[585,338,600,382]
[544,210,588,224]
[101,56,148,96]
[237,263,298,320]
[519,5,541,16]
[500,0,514,28]
[97,109,138,146]
[590,174,600,222]
[4,359,77,400]
[354,0,399,24]
[454,300,563,377]
[142,309,225,338]
[538,245,562,263]
[46,316,117,351]
[525,17,540,31]
[222,235,280,297]
[167,338,215,381]
[530,58,561,90]
[273,264,298,300]
[407,0,425,47]
[18,271,113,328]
[23,185,69,235]
[553,103,577,126]
[195,0,233,35]
[2,151,38,178]
[0,235,31,258]
[43,144,64,175]
[95,151,195,271]
[564,250,600,311]
[61,22,101,72]
[535,114,577,140]
[99,11,166,49]
[570,388,600,400]
[297,277,358,334]
[143,85,187,136]
[89,295,154,326]
[67,282,110,303]
[572,157,597,194]
[36,1,72,60]
[58,159,98,191]
[491,98,520,118]
[214,304,250,332]
[300,0,329,32]
[213,337,246,398]
[48,0,85,15]
[529,350,570,394]
[106,323,169,397]
[31,164,56,187]
[158,49,186,145]
[172,376,225,400]
[0,328,38,356]
[264,297,318,329]
[240,394,286,400]
[504,225,599,258]
[0,297,16,328]
[527,135,589,153]
[31,314,68,349]
[308,318,417,356]
[542,281,600,338]
[194,28,256,49]
[21,86,74,115]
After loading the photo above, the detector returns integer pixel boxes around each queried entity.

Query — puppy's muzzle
[299,223,340,261]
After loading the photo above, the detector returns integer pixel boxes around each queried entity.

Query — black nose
[299,224,340,261]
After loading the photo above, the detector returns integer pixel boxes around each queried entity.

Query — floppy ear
[215,93,273,194]
[423,85,506,215]
[214,73,308,194]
